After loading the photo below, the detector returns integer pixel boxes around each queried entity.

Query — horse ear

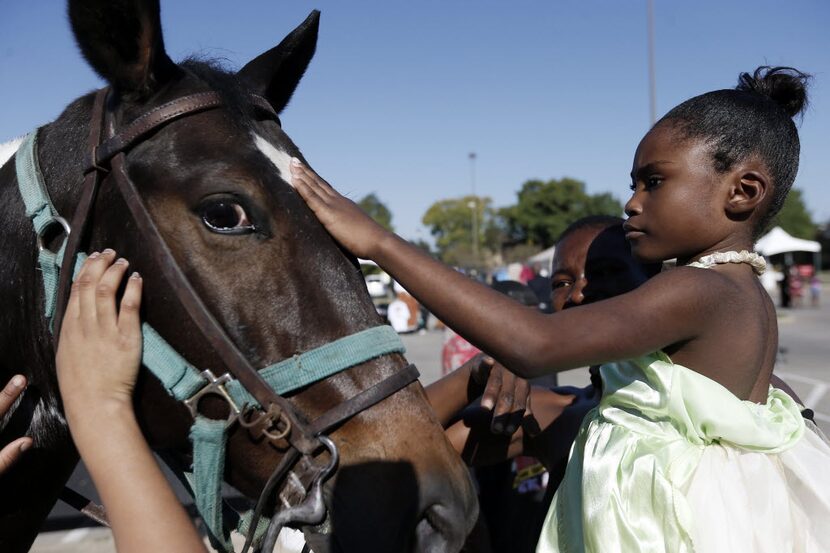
[68,0,178,99]
[238,10,320,114]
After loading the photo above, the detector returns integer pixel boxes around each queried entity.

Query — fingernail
[115,258,128,265]
[11,375,25,388]
[484,356,494,364]
[89,251,100,259]
[103,248,115,256]
[481,398,494,410]
[19,441,31,453]
[291,157,302,166]
[130,272,141,280]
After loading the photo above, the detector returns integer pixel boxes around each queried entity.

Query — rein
[16,87,419,552]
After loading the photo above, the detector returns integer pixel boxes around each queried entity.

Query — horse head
[0,0,477,550]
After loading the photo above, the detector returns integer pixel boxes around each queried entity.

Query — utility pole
[468,152,479,264]
[647,0,657,126]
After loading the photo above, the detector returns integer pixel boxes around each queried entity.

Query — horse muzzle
[299,459,477,553]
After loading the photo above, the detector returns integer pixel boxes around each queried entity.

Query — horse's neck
[37,94,95,214]
[0,94,95,446]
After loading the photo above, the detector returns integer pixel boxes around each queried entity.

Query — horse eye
[200,200,255,234]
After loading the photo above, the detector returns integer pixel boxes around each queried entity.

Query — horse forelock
[177,58,259,129]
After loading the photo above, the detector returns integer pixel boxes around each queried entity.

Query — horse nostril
[415,503,467,553]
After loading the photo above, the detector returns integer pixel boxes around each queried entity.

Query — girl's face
[551,225,651,312]
[624,124,728,263]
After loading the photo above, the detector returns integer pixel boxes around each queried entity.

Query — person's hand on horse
[468,354,531,436]
[290,159,389,259]
[55,251,207,553]
[0,375,32,474]
[56,250,143,427]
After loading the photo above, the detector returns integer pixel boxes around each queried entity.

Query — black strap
[58,487,109,527]
[310,364,420,435]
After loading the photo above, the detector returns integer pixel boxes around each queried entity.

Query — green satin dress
[536,352,830,553]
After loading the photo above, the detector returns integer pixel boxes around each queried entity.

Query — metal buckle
[184,369,241,427]
[239,403,293,443]
[36,216,71,253]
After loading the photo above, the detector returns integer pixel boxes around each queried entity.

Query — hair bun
[737,66,810,118]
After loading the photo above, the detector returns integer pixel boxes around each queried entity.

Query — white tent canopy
[755,226,821,256]
[527,245,556,266]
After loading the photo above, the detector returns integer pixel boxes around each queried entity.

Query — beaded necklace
[686,250,766,275]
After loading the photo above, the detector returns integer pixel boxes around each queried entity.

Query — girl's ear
[725,168,769,216]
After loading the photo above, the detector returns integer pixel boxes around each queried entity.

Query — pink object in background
[441,327,481,376]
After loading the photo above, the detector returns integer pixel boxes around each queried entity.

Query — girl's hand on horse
[0,375,32,474]
[290,159,389,259]
[56,250,143,426]
[468,354,531,436]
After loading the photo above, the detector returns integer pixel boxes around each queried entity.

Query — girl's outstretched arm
[289,160,553,371]
[56,251,207,553]
[290,161,715,377]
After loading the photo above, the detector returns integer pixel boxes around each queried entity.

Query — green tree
[773,188,816,239]
[501,178,623,247]
[422,196,502,266]
[358,193,394,232]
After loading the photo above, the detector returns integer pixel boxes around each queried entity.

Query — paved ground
[31,282,830,551]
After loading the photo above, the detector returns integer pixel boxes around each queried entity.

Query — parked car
[364,274,394,322]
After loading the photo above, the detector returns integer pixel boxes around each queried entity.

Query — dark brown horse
[0,1,476,551]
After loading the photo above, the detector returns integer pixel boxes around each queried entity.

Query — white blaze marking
[253,133,295,186]
[0,136,25,169]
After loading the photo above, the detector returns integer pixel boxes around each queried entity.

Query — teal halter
[15,127,412,551]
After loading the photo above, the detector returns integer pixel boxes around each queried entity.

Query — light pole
[647,0,657,126]
[469,152,479,264]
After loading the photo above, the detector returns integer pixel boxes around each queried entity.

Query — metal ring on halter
[36,216,71,253]
[184,369,242,427]
[316,435,339,480]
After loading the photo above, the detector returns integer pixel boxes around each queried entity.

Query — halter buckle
[184,369,241,427]
[239,403,292,443]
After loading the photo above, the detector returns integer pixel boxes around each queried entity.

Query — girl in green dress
[290,66,830,552]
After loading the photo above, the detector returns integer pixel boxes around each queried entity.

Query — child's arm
[291,162,713,377]
[445,386,589,467]
[425,354,530,432]
[423,354,494,427]
[56,251,207,553]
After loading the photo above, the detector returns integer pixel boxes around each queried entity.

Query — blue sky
[2,1,828,242]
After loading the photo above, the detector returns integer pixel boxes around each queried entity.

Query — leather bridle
[50,87,420,551]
